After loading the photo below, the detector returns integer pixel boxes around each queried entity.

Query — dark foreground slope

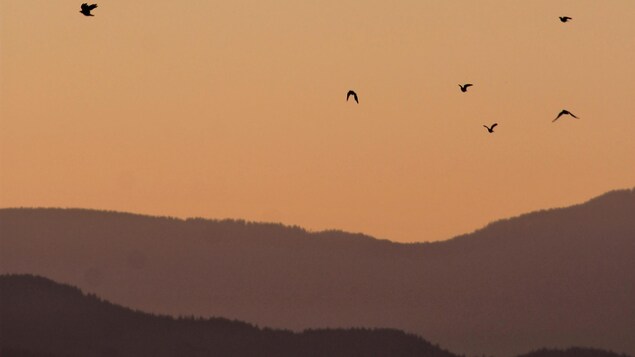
[517,348,631,357]
[0,275,456,357]
[1,188,634,356]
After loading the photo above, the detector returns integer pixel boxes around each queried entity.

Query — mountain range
[1,188,634,356]
[2,275,631,357]
[0,274,458,357]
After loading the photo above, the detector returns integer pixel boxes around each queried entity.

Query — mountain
[0,274,458,357]
[1,188,634,356]
[1,276,629,357]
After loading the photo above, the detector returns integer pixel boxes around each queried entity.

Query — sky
[1,0,634,242]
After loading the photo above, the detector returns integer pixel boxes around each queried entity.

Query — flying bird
[80,3,98,16]
[346,90,358,103]
[483,123,498,133]
[559,16,572,23]
[459,84,473,92]
[553,109,579,122]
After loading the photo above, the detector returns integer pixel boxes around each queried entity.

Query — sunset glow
[2,0,634,242]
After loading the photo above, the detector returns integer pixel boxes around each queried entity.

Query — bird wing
[81,3,98,11]
[347,90,358,103]
[465,84,473,88]
[491,123,498,129]
[569,112,579,119]
[553,111,565,122]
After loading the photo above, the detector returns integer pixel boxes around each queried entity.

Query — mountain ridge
[0,274,459,357]
[2,187,632,246]
[1,188,634,356]
[1,275,632,357]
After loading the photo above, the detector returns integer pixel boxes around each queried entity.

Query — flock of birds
[346,86,579,134]
[79,3,580,135]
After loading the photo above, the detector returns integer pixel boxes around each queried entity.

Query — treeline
[0,274,455,357]
[3,275,631,357]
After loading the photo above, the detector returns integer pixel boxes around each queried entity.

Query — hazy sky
[1,1,634,242]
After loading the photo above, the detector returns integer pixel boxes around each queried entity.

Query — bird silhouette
[559,16,572,23]
[347,90,358,103]
[483,123,498,133]
[80,3,98,16]
[553,109,579,122]
[459,84,473,92]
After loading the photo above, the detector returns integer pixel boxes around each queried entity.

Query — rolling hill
[1,188,634,356]
[0,274,458,357]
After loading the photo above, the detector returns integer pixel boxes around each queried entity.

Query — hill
[0,274,457,357]
[1,188,634,356]
[517,348,631,357]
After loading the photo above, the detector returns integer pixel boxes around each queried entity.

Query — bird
[459,84,473,92]
[80,3,98,16]
[483,123,498,133]
[346,90,358,103]
[559,16,572,23]
[553,109,579,122]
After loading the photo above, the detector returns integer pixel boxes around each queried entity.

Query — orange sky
[1,0,634,242]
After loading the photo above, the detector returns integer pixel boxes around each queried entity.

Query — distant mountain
[0,274,457,357]
[1,188,634,356]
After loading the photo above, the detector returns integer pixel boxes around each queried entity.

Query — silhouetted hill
[1,188,634,356]
[1,349,67,357]
[0,274,457,357]
[517,348,631,357]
